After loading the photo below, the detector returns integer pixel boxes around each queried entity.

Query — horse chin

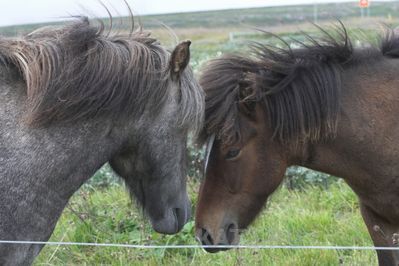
[202,233,241,253]
[151,215,179,235]
[203,235,241,253]
[204,246,232,253]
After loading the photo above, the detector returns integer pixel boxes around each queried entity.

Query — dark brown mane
[200,24,399,147]
[0,17,202,130]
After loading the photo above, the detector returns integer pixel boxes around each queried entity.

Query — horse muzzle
[150,201,191,234]
[195,221,240,253]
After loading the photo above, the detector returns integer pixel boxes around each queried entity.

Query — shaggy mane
[200,24,399,147]
[0,17,203,132]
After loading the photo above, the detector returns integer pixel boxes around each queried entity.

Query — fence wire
[1,240,399,250]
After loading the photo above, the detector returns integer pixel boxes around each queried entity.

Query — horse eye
[225,148,241,160]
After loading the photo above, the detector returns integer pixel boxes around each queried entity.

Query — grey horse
[0,17,204,265]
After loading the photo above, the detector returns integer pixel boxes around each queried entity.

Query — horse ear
[170,40,191,80]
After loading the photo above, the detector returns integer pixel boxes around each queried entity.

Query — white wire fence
[1,240,399,251]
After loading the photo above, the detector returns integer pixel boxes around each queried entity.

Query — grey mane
[0,17,203,134]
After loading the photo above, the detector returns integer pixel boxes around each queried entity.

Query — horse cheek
[222,161,243,194]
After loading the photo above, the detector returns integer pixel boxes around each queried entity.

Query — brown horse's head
[195,25,349,251]
[196,104,289,251]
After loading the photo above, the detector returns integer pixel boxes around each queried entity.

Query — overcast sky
[0,0,382,26]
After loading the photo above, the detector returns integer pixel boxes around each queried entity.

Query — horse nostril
[173,208,182,232]
[173,208,180,219]
[200,227,214,245]
[226,223,238,245]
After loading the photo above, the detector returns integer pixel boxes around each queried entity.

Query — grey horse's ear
[170,40,191,80]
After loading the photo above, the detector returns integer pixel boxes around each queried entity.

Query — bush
[285,166,338,190]
[187,136,205,179]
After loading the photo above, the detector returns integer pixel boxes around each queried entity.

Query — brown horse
[195,25,399,265]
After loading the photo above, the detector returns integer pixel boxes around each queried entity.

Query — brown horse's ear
[170,40,191,80]
[238,86,257,119]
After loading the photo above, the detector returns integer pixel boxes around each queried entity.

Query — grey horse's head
[110,41,204,234]
[0,15,203,243]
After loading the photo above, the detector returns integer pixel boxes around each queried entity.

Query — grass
[34,179,377,265]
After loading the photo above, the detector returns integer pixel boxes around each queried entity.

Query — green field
[2,1,399,34]
[3,2,397,265]
[34,178,376,265]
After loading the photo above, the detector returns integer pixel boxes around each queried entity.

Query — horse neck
[299,58,399,192]
[0,67,131,242]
